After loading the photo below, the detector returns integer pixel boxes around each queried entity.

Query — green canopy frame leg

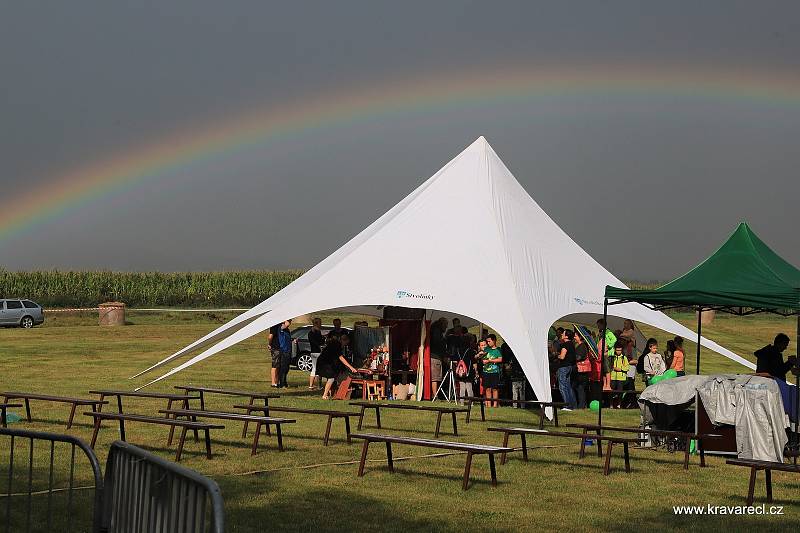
[696,306,702,376]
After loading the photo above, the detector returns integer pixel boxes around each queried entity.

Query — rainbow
[2,63,799,247]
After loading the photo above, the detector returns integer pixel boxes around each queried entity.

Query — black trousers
[279,350,291,386]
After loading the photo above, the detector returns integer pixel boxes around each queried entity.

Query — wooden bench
[350,401,469,438]
[0,403,22,428]
[90,389,203,445]
[235,404,359,446]
[461,396,566,427]
[84,411,224,461]
[567,422,720,469]
[1,392,107,429]
[161,408,295,455]
[175,385,280,437]
[351,432,513,490]
[487,427,645,475]
[726,458,800,505]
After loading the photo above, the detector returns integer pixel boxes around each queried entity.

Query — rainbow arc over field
[2,64,799,246]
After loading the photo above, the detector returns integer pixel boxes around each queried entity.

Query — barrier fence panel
[102,440,224,533]
[0,427,103,533]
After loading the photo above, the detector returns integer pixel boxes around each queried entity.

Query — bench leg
[242,397,255,437]
[597,430,603,458]
[324,415,333,446]
[191,414,199,442]
[176,427,187,462]
[199,391,205,411]
[118,419,126,442]
[480,401,485,422]
[24,399,31,422]
[434,412,442,438]
[357,406,365,430]
[765,469,772,503]
[167,399,177,446]
[357,439,370,477]
[97,394,105,413]
[386,441,394,472]
[116,396,123,414]
[66,402,77,429]
[1,409,6,428]
[264,398,271,436]
[699,439,706,467]
[462,452,473,491]
[276,424,284,452]
[624,442,631,473]
[500,432,510,465]
[466,401,472,423]
[375,407,382,429]
[603,441,614,476]
[579,434,587,460]
[90,417,102,448]
[489,453,497,487]
[747,467,757,506]
[684,437,691,470]
[251,422,262,455]
[520,434,528,462]
[553,407,559,427]
[344,416,352,445]
[539,406,545,430]
[204,429,212,459]
[451,412,458,436]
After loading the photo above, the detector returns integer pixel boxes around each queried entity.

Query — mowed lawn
[1,311,798,532]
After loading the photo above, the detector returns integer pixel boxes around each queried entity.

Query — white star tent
[134,137,753,397]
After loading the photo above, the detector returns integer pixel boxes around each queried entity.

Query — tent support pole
[696,307,702,376]
[599,298,608,430]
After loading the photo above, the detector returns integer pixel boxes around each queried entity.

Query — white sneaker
[560,407,572,412]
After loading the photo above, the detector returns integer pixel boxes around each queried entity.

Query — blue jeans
[557,366,576,408]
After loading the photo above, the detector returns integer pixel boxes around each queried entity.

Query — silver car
[0,299,45,328]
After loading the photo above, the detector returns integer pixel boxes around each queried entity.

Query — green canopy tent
[604,222,799,448]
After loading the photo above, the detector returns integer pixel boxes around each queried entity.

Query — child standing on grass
[643,339,666,385]
[609,340,630,408]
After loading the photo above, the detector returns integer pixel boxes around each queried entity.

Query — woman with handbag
[573,330,591,409]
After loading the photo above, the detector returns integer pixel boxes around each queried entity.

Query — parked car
[0,299,45,328]
[290,325,351,372]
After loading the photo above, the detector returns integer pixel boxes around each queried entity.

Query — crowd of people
[268,315,796,407]
[549,319,686,411]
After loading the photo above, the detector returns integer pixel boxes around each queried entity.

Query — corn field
[0,269,304,308]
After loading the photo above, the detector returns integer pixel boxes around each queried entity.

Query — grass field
[1,311,798,532]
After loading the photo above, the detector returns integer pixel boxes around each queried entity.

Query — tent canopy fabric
[134,137,753,393]
[605,223,800,315]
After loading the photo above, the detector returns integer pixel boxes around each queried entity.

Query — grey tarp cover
[639,374,789,462]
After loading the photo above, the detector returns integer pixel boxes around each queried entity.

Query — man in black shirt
[755,333,796,381]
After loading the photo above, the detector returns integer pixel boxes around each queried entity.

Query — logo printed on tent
[396,291,435,300]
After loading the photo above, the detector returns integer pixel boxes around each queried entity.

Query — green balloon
[589,400,600,412]
[664,369,678,379]
[649,375,664,385]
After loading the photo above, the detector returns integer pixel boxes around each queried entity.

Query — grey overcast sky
[1,1,798,280]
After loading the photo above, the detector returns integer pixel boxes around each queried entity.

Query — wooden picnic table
[487,426,645,475]
[175,385,280,437]
[350,401,469,438]
[0,403,22,428]
[461,396,566,427]
[351,432,513,490]
[1,392,107,429]
[162,408,295,455]
[84,411,224,461]
[567,422,720,469]
[90,389,203,445]
[235,404,360,446]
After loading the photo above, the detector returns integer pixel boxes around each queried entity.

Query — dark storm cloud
[1,1,799,279]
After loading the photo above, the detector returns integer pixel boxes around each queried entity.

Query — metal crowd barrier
[102,440,225,532]
[1,428,224,532]
[0,427,104,533]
